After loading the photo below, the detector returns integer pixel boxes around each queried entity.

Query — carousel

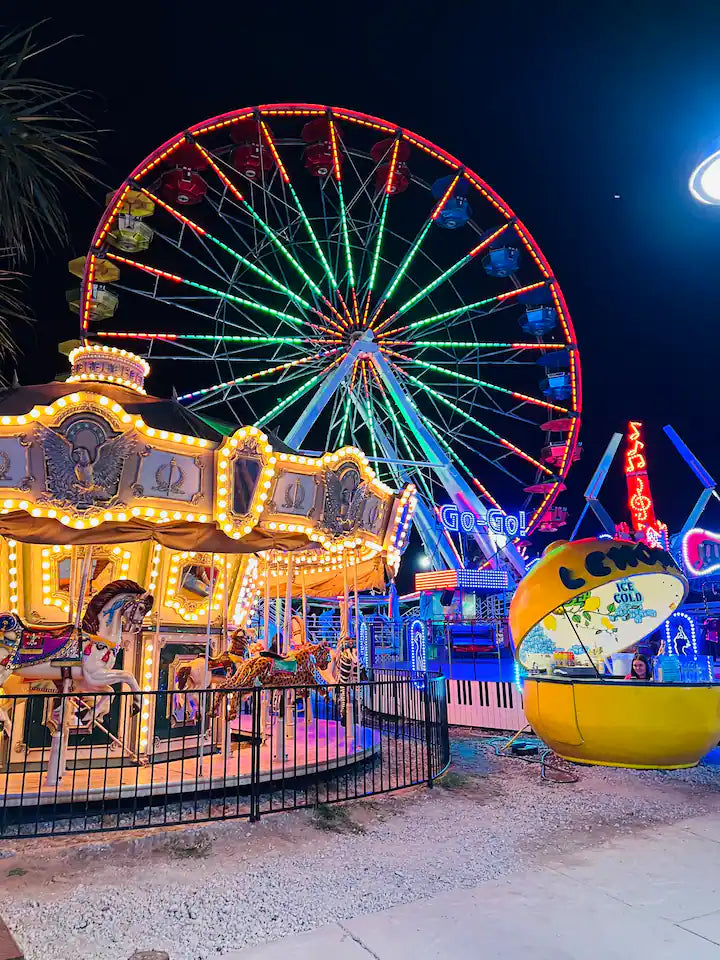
[0,344,415,806]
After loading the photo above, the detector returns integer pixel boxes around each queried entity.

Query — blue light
[457,569,509,590]
[359,621,369,669]
[409,617,427,685]
[663,611,698,656]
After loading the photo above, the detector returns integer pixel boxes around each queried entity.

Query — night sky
[8,0,720,543]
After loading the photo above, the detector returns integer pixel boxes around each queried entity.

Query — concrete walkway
[229,814,720,959]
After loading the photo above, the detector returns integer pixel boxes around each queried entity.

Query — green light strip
[97,333,310,344]
[380,222,432,305]
[108,255,311,330]
[402,356,567,412]
[139,187,315,314]
[288,182,338,290]
[237,195,323,298]
[389,251,473,323]
[397,281,547,335]
[338,188,356,290]
[397,367,552,474]
[255,370,327,426]
[367,194,390,292]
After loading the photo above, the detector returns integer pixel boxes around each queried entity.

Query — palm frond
[0,22,100,261]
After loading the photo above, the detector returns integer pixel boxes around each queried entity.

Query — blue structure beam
[370,349,526,575]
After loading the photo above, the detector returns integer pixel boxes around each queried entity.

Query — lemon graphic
[601,616,613,629]
[543,614,557,631]
[583,596,601,612]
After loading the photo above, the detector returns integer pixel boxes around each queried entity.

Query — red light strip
[376,224,510,335]
[430,172,462,220]
[385,139,401,195]
[395,364,553,474]
[80,253,97,334]
[471,478,503,512]
[192,140,245,203]
[328,119,343,182]
[258,119,290,183]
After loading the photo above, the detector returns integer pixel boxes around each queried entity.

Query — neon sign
[622,421,668,549]
[440,504,528,538]
[663,611,698,656]
[682,528,720,577]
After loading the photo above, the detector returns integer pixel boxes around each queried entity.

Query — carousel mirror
[177,561,219,602]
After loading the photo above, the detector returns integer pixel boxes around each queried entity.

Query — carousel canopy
[0,347,416,567]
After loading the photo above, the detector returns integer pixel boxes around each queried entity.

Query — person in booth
[626,654,652,681]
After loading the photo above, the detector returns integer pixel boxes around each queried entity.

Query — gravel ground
[2,729,720,960]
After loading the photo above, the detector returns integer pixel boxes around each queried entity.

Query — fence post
[423,679,434,789]
[249,688,261,822]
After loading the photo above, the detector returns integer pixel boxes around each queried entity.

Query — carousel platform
[0,717,380,809]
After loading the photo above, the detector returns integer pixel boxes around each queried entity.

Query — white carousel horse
[0,579,154,736]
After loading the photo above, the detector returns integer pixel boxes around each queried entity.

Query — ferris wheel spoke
[375,224,511,334]
[258,119,340,294]
[422,411,529,487]
[385,339,563,352]
[389,353,568,415]
[192,140,326,303]
[136,185,322,319]
[328,120,358,303]
[386,280,547,338]
[255,354,346,428]
[104,252,326,339]
[368,170,464,322]
[393,365,553,476]
[177,349,341,402]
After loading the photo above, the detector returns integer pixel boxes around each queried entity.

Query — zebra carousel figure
[330,635,367,744]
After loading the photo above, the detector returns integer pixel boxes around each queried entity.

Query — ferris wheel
[74,104,582,572]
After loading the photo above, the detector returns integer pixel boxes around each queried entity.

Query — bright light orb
[689,148,720,204]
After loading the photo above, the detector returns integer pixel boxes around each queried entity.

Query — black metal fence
[0,674,449,838]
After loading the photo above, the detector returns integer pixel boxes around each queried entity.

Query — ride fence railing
[0,673,449,839]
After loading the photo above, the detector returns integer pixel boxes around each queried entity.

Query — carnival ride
[70,103,583,573]
[0,344,414,802]
[510,537,720,769]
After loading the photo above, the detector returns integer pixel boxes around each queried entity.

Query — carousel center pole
[198,555,215,778]
[46,544,94,787]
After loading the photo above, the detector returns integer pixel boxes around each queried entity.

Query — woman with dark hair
[626,653,652,681]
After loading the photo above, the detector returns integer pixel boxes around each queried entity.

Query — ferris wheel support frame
[370,350,525,575]
[284,336,371,448]
[350,392,461,571]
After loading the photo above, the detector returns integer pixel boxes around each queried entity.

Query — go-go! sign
[440,504,528,538]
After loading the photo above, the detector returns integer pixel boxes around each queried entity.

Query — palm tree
[0,22,99,375]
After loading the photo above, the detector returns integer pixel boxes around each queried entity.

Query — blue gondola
[431,175,471,229]
[540,372,572,401]
[536,348,569,371]
[482,246,520,276]
[521,305,556,335]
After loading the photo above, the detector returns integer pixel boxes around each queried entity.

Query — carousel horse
[0,579,153,735]
[174,627,254,693]
[171,628,255,725]
[216,639,332,724]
